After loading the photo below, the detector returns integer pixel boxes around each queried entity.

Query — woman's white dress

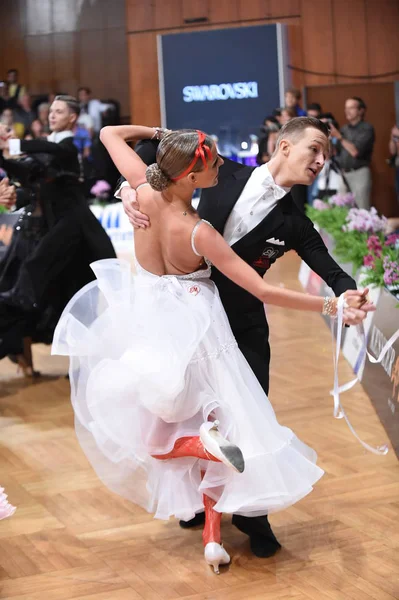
[52,220,324,521]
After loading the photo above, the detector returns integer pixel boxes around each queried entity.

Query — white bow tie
[262,180,289,201]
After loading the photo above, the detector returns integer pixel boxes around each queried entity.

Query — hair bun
[146,163,170,192]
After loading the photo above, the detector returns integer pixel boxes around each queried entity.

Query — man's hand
[0,178,16,209]
[329,123,341,140]
[120,185,150,229]
[340,289,376,326]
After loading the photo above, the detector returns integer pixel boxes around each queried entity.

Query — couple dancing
[53,118,373,573]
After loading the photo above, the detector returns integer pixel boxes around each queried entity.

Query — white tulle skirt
[52,258,324,521]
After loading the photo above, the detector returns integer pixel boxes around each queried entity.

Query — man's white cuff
[114,180,130,199]
[9,139,21,156]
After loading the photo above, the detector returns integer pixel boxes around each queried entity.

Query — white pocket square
[266,237,285,246]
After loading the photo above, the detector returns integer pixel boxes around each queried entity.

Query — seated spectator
[6,69,26,108]
[37,102,50,135]
[24,119,46,140]
[284,88,306,117]
[0,107,23,139]
[14,93,35,137]
[307,103,322,119]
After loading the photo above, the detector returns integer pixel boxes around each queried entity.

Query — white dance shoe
[199,420,245,473]
[204,542,230,574]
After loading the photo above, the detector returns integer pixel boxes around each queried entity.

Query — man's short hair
[349,96,367,111]
[78,86,91,95]
[274,116,329,150]
[54,94,80,116]
[285,87,301,101]
[307,102,322,113]
[7,69,18,75]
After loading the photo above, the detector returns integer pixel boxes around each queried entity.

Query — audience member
[37,102,50,135]
[6,69,26,108]
[284,88,306,117]
[307,103,322,119]
[329,97,375,209]
[77,87,113,134]
[24,119,46,140]
[0,107,23,139]
[14,93,36,136]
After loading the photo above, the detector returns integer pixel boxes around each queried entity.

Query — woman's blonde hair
[146,129,214,191]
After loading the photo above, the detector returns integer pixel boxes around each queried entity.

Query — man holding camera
[329,97,375,209]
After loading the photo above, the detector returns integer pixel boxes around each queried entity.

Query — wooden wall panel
[154,0,182,30]
[300,0,336,86]
[0,0,28,84]
[209,0,239,24]
[366,0,399,83]
[269,0,300,17]
[25,35,54,94]
[25,0,52,35]
[238,0,269,21]
[287,23,305,89]
[128,33,160,125]
[182,1,209,23]
[102,0,127,29]
[332,0,368,84]
[78,0,105,31]
[0,0,130,117]
[52,32,78,95]
[104,28,130,111]
[126,0,154,32]
[52,0,79,33]
[79,30,107,99]
[307,83,397,216]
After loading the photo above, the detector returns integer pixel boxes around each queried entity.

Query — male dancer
[115,117,370,557]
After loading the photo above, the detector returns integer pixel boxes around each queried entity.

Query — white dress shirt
[114,163,290,246]
[223,163,291,246]
[80,99,113,133]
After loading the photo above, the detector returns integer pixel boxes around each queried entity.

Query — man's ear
[279,139,290,156]
[70,113,78,128]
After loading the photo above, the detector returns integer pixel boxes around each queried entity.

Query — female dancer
[53,125,371,573]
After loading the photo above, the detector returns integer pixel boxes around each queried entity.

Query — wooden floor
[1,251,398,600]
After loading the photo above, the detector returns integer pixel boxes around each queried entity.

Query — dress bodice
[133,218,213,282]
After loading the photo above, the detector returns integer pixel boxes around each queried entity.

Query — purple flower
[383,256,399,286]
[91,180,111,197]
[343,207,387,234]
[328,192,356,207]
[313,199,329,211]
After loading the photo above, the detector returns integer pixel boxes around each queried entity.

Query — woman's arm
[100,125,158,190]
[194,221,370,316]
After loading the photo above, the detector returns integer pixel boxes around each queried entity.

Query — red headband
[171,130,212,181]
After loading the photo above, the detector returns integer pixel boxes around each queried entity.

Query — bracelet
[151,127,171,141]
[322,296,337,318]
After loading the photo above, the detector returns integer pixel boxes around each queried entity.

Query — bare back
[134,185,206,276]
